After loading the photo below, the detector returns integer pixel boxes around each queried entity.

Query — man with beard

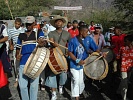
[89,24,106,51]
[45,16,71,100]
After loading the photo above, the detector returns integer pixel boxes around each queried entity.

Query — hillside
[54,0,114,20]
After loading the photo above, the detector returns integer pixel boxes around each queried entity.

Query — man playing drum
[68,25,98,100]
[16,16,45,100]
[45,15,71,100]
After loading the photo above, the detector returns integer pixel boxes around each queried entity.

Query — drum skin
[101,48,114,63]
[48,47,68,74]
[83,52,108,80]
[23,47,50,79]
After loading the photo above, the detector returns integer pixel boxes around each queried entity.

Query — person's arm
[15,35,22,60]
[68,51,85,66]
[48,32,59,47]
[16,49,22,60]
[68,39,84,65]
[49,37,59,47]
[37,30,47,47]
[0,36,8,43]
[9,39,14,50]
[0,26,8,43]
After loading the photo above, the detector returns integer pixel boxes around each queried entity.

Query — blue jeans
[19,65,39,100]
[45,72,67,88]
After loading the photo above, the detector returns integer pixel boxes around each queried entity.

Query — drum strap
[76,36,89,54]
[57,30,63,44]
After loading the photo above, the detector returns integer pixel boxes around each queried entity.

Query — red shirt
[111,34,126,56]
[68,28,79,38]
[89,25,95,32]
[117,46,133,72]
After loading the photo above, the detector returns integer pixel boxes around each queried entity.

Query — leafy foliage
[113,0,133,33]
[113,0,133,20]
[0,0,57,19]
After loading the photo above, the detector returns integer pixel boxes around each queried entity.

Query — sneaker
[51,94,57,100]
[41,87,45,91]
[59,86,63,94]
[40,85,45,91]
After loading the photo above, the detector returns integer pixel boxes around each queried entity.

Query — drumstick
[44,39,68,49]
[84,51,109,67]
[93,51,109,62]
[84,53,93,62]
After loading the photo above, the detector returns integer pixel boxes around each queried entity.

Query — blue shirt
[16,31,44,66]
[68,36,98,70]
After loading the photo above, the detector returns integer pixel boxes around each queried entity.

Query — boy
[68,25,98,100]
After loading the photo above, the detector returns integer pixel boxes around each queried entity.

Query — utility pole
[91,0,94,19]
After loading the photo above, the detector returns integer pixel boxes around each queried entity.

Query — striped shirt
[16,31,44,65]
[8,27,25,48]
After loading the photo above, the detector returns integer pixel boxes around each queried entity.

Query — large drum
[48,47,68,74]
[101,47,114,63]
[83,52,108,80]
[23,47,50,79]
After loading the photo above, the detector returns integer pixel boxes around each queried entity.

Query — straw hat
[50,15,68,27]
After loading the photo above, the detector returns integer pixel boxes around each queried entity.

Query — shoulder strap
[76,36,89,54]
[58,30,63,44]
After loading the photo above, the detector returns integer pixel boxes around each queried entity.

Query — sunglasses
[26,23,33,27]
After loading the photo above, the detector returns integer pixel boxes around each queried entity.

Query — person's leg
[59,72,67,94]
[0,85,12,100]
[79,69,85,95]
[59,72,67,85]
[40,69,45,90]
[127,71,132,83]
[29,76,39,100]
[70,68,80,99]
[45,73,57,100]
[19,66,29,100]
[120,72,128,100]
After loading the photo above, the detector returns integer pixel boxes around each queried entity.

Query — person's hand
[101,52,108,58]
[53,42,59,47]
[16,54,22,61]
[78,60,85,66]
[10,45,14,50]
[37,38,47,47]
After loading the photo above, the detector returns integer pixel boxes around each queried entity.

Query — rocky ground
[8,67,133,100]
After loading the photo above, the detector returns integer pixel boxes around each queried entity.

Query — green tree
[113,0,133,20]
[113,0,133,33]
[0,0,10,19]
[0,0,57,19]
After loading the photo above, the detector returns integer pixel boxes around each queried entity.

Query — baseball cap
[95,24,102,29]
[25,16,35,23]
[109,27,114,30]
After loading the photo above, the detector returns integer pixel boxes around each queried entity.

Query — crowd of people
[0,15,133,100]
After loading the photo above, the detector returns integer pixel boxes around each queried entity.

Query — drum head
[101,48,114,63]
[23,47,50,79]
[84,53,108,80]
[48,47,68,74]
